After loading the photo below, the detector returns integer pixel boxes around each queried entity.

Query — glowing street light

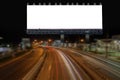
[40,41,43,43]
[80,39,84,43]
[39,41,43,44]
[48,39,52,42]
[34,39,37,42]
[48,39,52,46]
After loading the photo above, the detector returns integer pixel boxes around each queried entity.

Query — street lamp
[39,41,43,45]
[40,41,43,43]
[48,39,52,42]
[48,39,52,46]
[80,39,84,43]
[33,39,37,42]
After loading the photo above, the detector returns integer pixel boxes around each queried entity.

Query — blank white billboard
[27,5,102,29]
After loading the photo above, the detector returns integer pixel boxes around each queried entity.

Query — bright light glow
[48,39,52,42]
[0,37,3,39]
[40,41,43,43]
[80,39,84,42]
[27,5,102,29]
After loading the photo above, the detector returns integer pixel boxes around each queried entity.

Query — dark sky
[0,0,120,43]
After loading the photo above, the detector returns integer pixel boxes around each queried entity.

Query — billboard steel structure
[27,5,102,35]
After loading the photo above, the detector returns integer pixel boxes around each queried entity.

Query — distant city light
[48,39,52,42]
[0,37,3,39]
[34,39,37,42]
[40,41,43,43]
[80,39,84,42]
[7,44,10,47]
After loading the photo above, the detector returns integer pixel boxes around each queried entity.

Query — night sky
[0,0,120,43]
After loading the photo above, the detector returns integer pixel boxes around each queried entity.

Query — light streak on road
[56,49,83,80]
[68,49,120,80]
[1,47,119,80]
[48,64,52,71]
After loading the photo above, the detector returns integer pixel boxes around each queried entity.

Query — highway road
[0,48,44,80]
[0,47,120,80]
[36,47,120,80]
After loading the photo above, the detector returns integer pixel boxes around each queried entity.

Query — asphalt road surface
[36,47,120,80]
[0,47,120,80]
[0,48,44,80]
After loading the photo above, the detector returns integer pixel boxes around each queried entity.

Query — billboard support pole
[85,31,90,43]
[60,30,64,43]
[60,34,64,43]
[85,34,90,43]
